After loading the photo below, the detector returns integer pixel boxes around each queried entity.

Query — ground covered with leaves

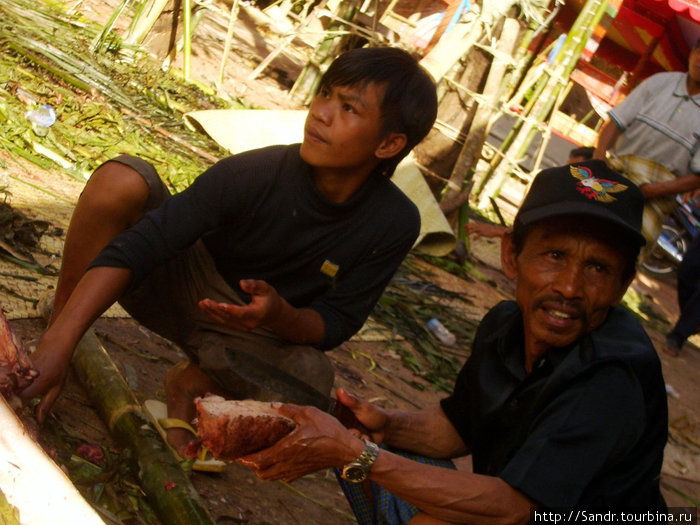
[0,0,698,523]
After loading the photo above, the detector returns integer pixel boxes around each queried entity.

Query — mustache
[534,295,587,321]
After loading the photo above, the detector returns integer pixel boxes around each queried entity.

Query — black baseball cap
[514,159,646,247]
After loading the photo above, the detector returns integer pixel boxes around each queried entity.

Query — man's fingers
[336,387,359,409]
[35,387,59,424]
[239,279,262,295]
[274,402,303,419]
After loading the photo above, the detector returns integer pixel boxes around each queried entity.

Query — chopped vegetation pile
[41,416,163,525]
[370,254,479,393]
[0,0,238,192]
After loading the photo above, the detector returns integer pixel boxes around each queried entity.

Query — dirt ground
[2,0,700,522]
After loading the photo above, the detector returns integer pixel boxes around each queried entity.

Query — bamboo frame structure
[471,0,613,212]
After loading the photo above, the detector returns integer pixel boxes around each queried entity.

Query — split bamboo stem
[71,329,216,525]
[0,397,104,524]
[216,0,241,93]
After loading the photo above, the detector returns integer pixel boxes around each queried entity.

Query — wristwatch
[340,439,379,483]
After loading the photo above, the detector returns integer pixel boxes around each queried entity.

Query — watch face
[342,465,367,483]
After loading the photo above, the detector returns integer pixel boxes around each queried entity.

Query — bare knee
[79,160,152,228]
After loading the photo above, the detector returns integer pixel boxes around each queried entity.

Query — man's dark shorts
[100,155,335,399]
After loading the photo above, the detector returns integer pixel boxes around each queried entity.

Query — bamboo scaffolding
[443,15,520,208]
[472,0,613,210]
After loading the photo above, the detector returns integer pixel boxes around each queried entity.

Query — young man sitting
[20,47,438,466]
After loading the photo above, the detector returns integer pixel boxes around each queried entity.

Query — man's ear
[501,231,519,280]
[375,132,407,160]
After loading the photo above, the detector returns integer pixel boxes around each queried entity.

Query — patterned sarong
[607,155,677,259]
[336,447,456,525]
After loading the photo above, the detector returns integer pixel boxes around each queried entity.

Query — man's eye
[547,250,563,259]
[343,103,356,113]
[589,263,609,274]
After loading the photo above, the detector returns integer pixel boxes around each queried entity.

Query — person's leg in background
[665,233,700,356]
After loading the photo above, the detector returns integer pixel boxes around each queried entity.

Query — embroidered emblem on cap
[569,165,628,203]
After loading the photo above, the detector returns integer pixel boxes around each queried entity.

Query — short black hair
[320,47,438,177]
[569,146,594,160]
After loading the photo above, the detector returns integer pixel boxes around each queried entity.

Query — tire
[640,223,688,276]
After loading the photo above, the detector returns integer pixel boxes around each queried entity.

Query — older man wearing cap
[237,160,668,524]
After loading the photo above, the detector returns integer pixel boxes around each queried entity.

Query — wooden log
[71,328,216,525]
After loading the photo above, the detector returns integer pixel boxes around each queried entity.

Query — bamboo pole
[183,0,192,79]
[474,0,613,209]
[500,4,560,101]
[71,329,216,525]
[443,16,519,208]
[216,0,241,93]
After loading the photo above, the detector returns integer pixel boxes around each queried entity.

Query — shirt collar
[493,304,582,379]
[673,74,700,108]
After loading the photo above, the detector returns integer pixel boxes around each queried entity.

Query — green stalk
[125,0,171,46]
[91,0,134,52]
[71,329,216,525]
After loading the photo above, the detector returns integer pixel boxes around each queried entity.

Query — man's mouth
[538,299,583,326]
[546,308,574,320]
[304,125,328,144]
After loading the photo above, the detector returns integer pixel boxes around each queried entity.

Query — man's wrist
[638,183,654,198]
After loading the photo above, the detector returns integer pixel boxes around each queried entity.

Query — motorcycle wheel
[640,223,687,276]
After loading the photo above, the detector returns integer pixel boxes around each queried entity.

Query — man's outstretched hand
[198,279,282,332]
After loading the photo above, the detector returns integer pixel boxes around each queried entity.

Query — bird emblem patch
[569,165,628,202]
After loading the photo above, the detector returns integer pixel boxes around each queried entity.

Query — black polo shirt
[441,301,667,510]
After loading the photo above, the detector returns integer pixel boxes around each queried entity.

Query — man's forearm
[266,302,325,345]
[593,118,620,159]
[640,173,700,199]
[47,266,132,355]
[383,406,468,458]
[369,449,534,524]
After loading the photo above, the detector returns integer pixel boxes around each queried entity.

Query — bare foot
[164,361,224,456]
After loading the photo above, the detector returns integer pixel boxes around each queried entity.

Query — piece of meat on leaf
[0,305,37,399]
